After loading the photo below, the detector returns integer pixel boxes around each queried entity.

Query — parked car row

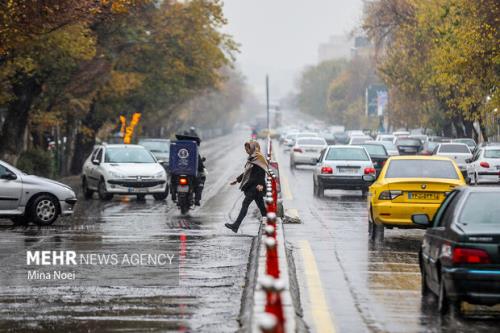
[0,137,176,226]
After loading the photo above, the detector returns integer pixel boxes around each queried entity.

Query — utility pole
[266,75,270,130]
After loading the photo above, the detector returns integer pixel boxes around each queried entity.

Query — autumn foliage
[0,0,241,175]
[363,0,499,139]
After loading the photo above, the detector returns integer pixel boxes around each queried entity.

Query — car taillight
[480,161,490,168]
[364,167,376,174]
[452,247,491,264]
[293,147,303,153]
[321,166,333,174]
[378,190,402,200]
[179,177,188,185]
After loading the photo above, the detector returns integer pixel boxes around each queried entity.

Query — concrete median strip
[252,217,296,333]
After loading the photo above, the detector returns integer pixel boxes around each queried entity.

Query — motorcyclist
[171,129,206,206]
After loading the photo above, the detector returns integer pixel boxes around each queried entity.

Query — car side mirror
[412,214,431,227]
[0,172,17,180]
[92,159,100,165]
[362,174,376,182]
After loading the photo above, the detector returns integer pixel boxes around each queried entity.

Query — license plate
[338,168,358,174]
[177,185,189,193]
[305,149,317,153]
[408,192,439,200]
[128,188,148,193]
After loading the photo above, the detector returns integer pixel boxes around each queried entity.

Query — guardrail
[257,135,287,333]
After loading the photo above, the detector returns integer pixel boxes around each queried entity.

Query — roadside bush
[16,149,54,178]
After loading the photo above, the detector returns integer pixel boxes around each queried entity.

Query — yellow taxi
[367,155,466,241]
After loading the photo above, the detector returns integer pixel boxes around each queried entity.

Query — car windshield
[350,137,371,144]
[484,149,500,158]
[396,139,421,146]
[410,136,426,142]
[439,144,470,154]
[427,142,439,150]
[455,139,475,147]
[297,138,326,146]
[380,141,397,150]
[326,148,369,161]
[459,192,500,225]
[361,144,387,156]
[139,141,170,153]
[385,160,459,179]
[105,147,156,163]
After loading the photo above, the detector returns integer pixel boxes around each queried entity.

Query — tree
[363,0,499,139]
[297,59,347,119]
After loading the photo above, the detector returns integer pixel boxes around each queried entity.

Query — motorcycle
[169,134,204,215]
[173,174,195,214]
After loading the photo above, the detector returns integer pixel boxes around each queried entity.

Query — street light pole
[266,74,270,130]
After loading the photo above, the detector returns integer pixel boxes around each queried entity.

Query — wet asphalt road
[0,133,261,332]
[276,144,500,333]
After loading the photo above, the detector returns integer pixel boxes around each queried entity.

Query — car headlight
[154,171,166,179]
[109,171,125,179]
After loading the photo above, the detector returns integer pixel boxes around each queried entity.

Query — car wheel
[137,194,146,201]
[153,192,168,201]
[438,276,449,314]
[420,256,431,296]
[290,158,296,169]
[437,272,461,317]
[317,180,324,197]
[368,207,374,236]
[361,187,368,198]
[98,179,113,201]
[30,195,59,226]
[313,180,318,196]
[372,222,384,242]
[474,173,479,185]
[82,178,94,199]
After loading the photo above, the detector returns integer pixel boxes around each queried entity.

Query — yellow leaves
[48,24,96,61]
[108,71,145,96]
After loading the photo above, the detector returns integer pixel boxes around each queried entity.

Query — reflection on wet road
[277,144,500,333]
[0,133,259,332]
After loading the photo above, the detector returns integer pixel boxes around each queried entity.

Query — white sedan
[433,143,472,177]
[313,145,375,197]
[290,137,327,168]
[81,144,168,201]
[467,146,500,184]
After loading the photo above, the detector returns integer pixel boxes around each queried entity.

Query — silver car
[0,160,77,225]
[466,146,500,184]
[290,137,327,168]
[313,146,375,197]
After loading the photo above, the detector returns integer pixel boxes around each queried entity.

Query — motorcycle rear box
[169,140,199,177]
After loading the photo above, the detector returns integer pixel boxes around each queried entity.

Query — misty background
[222,0,364,101]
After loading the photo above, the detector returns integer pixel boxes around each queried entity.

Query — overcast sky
[222,0,364,101]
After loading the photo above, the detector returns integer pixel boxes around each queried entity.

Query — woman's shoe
[224,223,238,233]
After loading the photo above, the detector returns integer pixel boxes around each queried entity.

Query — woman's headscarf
[239,141,269,190]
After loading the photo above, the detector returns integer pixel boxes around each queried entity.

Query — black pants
[233,190,267,229]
